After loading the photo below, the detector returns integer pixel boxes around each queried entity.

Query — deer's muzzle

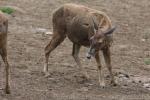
[86,47,95,59]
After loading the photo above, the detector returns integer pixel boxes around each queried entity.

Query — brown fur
[0,11,10,94]
[44,4,116,87]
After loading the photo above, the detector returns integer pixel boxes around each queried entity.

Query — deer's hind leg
[44,30,66,77]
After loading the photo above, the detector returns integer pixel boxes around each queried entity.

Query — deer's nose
[86,47,95,59]
[86,54,91,59]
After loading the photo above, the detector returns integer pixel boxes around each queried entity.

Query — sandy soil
[0,0,150,100]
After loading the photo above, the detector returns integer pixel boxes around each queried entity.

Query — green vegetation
[143,29,150,40]
[0,7,14,14]
[144,58,150,65]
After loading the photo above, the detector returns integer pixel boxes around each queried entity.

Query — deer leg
[102,47,116,86]
[72,43,89,79]
[95,52,105,88]
[0,47,10,94]
[44,32,66,77]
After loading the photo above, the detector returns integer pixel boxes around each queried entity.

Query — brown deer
[0,11,10,94]
[44,3,116,87]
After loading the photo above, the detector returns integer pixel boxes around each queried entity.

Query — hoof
[5,88,10,94]
[5,90,10,94]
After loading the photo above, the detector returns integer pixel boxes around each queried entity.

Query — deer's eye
[83,23,89,27]
[3,22,6,25]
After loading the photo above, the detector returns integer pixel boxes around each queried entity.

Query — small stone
[45,31,53,35]
[118,74,125,78]
[143,83,150,88]
[141,39,146,42]
[79,87,88,92]
[35,28,47,34]
[35,28,53,35]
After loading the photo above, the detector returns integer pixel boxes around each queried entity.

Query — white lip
[86,53,92,59]
[86,46,96,59]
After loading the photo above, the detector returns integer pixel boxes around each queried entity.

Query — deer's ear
[103,26,116,35]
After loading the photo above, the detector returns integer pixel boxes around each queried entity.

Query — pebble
[141,39,146,42]
[35,28,53,35]
[79,87,89,92]
[45,31,53,35]
[143,83,150,88]
[35,28,47,34]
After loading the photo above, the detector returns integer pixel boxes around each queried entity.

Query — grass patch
[0,7,14,14]
[143,29,150,39]
[144,58,150,65]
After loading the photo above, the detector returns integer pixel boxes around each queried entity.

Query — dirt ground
[0,0,150,100]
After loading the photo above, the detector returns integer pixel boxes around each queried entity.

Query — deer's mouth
[86,47,95,59]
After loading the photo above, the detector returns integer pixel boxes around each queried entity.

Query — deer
[44,3,116,87]
[0,11,10,94]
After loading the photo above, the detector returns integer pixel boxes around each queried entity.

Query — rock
[79,87,88,92]
[143,83,150,88]
[45,31,53,35]
[35,28,53,35]
[141,39,146,42]
[35,28,47,34]
[143,83,150,91]
[116,71,130,78]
